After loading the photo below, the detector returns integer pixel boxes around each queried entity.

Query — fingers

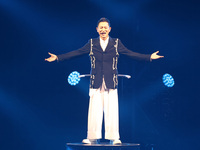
[45,58,51,61]
[151,51,164,60]
[45,52,53,61]
[155,51,164,58]
[157,55,164,58]
[48,52,54,56]
[45,58,50,61]
[45,52,58,62]
[45,58,54,62]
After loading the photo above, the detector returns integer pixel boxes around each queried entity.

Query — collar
[100,36,109,44]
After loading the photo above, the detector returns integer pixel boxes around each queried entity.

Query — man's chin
[100,35,108,39]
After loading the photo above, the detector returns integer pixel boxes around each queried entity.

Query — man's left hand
[151,51,164,60]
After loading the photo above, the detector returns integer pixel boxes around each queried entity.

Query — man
[45,18,164,145]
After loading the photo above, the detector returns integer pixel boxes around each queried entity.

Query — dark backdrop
[0,0,199,150]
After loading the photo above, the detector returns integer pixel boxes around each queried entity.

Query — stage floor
[66,143,140,150]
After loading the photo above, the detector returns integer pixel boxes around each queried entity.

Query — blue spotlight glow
[162,73,175,87]
[68,71,80,86]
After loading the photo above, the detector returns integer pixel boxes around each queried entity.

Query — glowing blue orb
[162,73,175,87]
[68,71,80,86]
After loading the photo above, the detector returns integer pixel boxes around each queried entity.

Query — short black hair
[97,17,111,27]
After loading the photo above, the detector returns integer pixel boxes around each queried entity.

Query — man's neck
[100,36,109,41]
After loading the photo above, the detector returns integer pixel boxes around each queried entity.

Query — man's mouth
[101,32,106,35]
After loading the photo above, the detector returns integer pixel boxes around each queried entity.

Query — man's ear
[109,27,111,32]
[96,27,98,32]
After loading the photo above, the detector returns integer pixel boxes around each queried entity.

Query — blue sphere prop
[68,71,80,86]
[162,73,175,87]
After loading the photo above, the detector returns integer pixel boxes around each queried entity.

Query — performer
[45,18,164,145]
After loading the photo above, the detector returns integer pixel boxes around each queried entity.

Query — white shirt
[100,37,109,51]
[99,37,110,90]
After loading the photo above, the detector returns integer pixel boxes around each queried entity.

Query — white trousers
[87,87,120,140]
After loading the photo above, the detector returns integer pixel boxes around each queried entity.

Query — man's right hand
[45,52,58,62]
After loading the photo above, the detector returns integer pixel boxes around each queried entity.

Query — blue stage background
[0,0,199,150]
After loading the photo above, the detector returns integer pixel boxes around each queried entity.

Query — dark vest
[89,38,119,89]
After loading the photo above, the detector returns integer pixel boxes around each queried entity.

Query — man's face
[96,22,111,41]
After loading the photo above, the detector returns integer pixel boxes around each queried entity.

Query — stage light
[68,71,80,86]
[162,73,175,87]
